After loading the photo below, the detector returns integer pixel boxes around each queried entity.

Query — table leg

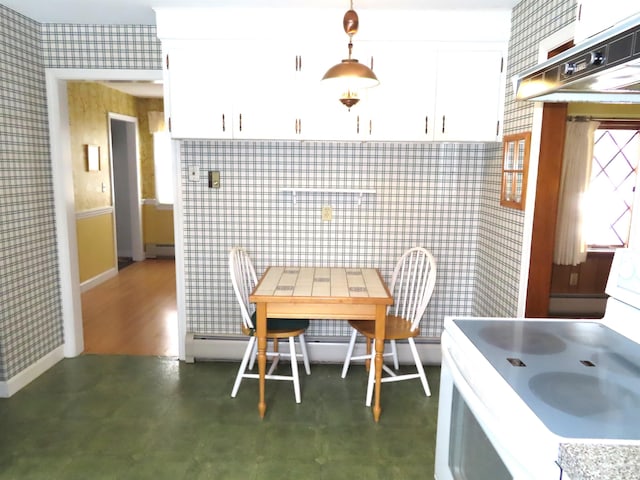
[256,302,267,418]
[373,304,386,422]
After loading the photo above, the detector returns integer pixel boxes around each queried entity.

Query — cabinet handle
[295,118,299,134]
[298,118,301,134]
[370,56,374,70]
[168,117,172,133]
[578,3,582,21]
[496,120,500,137]
[369,120,372,135]
[425,116,428,134]
[239,113,242,132]
[442,115,446,134]
[222,114,225,132]
[357,115,360,134]
[299,55,302,71]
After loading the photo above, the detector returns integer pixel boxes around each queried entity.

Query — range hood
[513,12,640,103]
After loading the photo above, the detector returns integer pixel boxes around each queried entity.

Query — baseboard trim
[80,267,118,293]
[0,346,65,398]
[185,333,442,365]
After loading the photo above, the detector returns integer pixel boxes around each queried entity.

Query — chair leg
[390,339,399,370]
[231,336,255,398]
[289,336,301,403]
[341,329,358,378]
[365,339,377,407]
[248,339,258,370]
[298,333,311,375]
[409,337,431,397]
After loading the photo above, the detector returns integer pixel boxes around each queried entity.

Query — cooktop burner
[479,324,567,354]
[453,319,640,440]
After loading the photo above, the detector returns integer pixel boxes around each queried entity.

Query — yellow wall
[568,103,640,118]
[76,213,116,282]
[136,97,164,199]
[143,204,175,245]
[68,82,170,284]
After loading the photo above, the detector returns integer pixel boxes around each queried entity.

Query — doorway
[46,68,186,360]
[108,113,144,269]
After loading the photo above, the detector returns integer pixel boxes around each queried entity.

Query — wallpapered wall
[67,81,163,209]
[1,0,579,382]
[67,81,165,282]
[472,0,575,318]
[0,6,63,381]
[182,141,496,338]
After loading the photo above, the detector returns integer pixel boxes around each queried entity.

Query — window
[584,123,640,247]
[153,131,174,205]
[500,132,531,210]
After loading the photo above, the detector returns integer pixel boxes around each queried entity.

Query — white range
[435,248,640,479]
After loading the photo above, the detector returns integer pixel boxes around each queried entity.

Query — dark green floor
[0,356,440,479]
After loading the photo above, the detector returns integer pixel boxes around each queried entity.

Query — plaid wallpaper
[41,24,162,70]
[182,141,497,338]
[474,0,576,318]
[0,6,63,381]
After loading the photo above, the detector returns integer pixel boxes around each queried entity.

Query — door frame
[517,23,575,317]
[45,68,186,360]
[108,112,145,262]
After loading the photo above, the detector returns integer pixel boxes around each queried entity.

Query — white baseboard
[80,267,118,293]
[185,333,442,365]
[145,243,175,258]
[0,346,65,398]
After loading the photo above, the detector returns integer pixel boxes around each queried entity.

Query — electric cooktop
[453,319,640,440]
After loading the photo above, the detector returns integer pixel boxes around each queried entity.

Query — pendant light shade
[321,4,379,109]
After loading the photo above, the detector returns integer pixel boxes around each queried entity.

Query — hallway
[81,259,178,356]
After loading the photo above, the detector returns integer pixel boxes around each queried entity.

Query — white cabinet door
[574,1,639,43]
[298,41,366,141]
[164,43,234,139]
[364,41,437,141]
[233,43,301,140]
[434,48,504,142]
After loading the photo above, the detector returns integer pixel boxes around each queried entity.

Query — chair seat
[245,312,309,338]
[348,315,419,341]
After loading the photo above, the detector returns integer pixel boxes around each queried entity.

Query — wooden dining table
[249,266,393,422]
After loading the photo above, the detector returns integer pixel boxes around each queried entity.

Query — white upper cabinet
[574,1,640,43]
[156,8,510,142]
[164,42,234,139]
[164,41,301,139]
[434,47,504,142]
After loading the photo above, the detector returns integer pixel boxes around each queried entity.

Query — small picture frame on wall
[86,144,100,171]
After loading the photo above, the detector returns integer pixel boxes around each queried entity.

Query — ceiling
[3,0,519,25]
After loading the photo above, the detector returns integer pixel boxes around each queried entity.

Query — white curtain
[553,119,600,266]
[148,111,165,133]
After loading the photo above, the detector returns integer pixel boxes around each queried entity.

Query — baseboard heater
[145,243,175,258]
[185,332,442,365]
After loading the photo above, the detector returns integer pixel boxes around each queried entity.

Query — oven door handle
[441,343,536,480]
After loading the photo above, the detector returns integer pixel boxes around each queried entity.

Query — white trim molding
[75,206,114,219]
[0,346,64,398]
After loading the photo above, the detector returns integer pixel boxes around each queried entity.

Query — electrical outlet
[569,272,579,286]
[188,166,200,182]
[321,205,333,221]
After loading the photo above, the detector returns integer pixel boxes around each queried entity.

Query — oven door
[435,332,537,480]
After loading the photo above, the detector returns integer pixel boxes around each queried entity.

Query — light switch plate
[208,170,220,189]
[188,166,199,182]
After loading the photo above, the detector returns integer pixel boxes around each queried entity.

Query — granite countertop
[558,443,640,480]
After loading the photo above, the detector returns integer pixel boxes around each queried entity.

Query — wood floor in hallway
[81,258,178,356]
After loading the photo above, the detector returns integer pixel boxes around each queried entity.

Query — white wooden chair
[228,247,311,403]
[342,247,437,406]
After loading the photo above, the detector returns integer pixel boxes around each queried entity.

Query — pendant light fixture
[321,1,379,110]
